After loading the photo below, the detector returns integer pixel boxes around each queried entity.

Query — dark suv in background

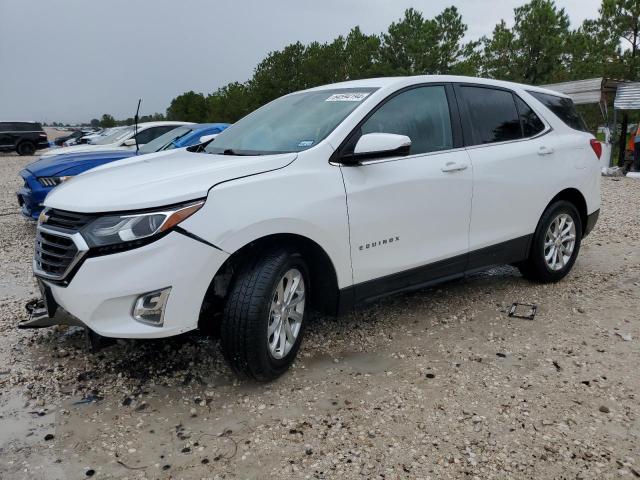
[0,121,49,155]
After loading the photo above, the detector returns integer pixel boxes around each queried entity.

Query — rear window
[527,91,588,132]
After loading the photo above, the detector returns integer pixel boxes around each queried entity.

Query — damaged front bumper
[22,295,83,329]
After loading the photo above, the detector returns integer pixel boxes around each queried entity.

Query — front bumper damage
[22,230,229,339]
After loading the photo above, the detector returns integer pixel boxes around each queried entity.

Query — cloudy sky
[0,0,601,124]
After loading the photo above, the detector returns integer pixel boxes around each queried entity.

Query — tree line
[82,0,637,159]
[165,0,638,131]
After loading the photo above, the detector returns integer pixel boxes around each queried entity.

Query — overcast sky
[0,0,601,124]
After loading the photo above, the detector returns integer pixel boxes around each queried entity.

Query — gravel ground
[1,153,639,479]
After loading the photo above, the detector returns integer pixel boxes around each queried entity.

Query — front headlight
[81,200,205,249]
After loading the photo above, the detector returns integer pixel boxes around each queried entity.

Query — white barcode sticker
[325,93,370,102]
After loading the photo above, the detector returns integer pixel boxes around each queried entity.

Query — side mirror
[123,138,137,146]
[199,133,218,144]
[342,133,411,165]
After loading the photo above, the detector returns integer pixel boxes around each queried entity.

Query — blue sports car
[17,123,229,219]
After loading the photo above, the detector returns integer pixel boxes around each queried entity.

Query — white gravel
[1,154,639,479]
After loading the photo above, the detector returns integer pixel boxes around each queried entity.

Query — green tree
[251,42,307,106]
[481,21,518,80]
[299,38,347,88]
[166,91,208,122]
[482,0,571,83]
[343,26,384,79]
[514,0,571,83]
[99,114,116,128]
[207,82,256,123]
[90,118,100,128]
[380,7,478,75]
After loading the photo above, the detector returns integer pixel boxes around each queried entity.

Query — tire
[17,141,36,156]
[518,200,582,283]
[220,249,310,381]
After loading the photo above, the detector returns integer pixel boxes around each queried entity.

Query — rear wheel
[220,249,309,381]
[17,141,36,156]
[518,200,582,283]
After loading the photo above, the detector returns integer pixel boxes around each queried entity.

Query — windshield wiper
[207,148,271,156]
[221,149,248,156]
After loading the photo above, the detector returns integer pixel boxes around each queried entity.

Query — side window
[515,97,545,137]
[135,126,174,144]
[360,86,453,155]
[527,91,588,132]
[460,86,521,145]
[17,122,38,131]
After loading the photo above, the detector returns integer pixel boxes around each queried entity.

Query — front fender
[180,154,352,289]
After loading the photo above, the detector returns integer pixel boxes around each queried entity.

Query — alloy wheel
[268,268,305,359]
[544,213,577,271]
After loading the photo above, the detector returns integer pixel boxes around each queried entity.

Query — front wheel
[220,249,309,381]
[518,200,582,283]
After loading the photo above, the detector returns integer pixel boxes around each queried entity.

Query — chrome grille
[33,226,89,282]
[38,177,59,187]
[43,209,94,230]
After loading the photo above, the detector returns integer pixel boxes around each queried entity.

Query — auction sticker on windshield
[325,93,370,102]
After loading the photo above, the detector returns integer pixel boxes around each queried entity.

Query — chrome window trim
[463,127,553,151]
[356,146,468,166]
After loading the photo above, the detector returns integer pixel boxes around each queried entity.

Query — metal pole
[611,108,618,167]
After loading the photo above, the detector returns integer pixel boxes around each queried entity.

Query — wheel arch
[545,188,588,237]
[198,233,341,333]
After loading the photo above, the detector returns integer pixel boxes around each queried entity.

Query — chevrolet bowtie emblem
[38,210,49,225]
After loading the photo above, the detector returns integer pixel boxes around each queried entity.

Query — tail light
[590,139,602,159]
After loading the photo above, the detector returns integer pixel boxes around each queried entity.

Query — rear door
[340,84,473,300]
[455,84,555,269]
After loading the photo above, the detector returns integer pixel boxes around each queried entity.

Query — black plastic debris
[508,302,537,320]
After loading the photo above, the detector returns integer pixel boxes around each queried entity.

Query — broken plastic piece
[508,302,537,320]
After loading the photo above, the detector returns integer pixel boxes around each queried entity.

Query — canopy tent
[542,78,624,106]
[614,82,640,110]
[541,78,640,167]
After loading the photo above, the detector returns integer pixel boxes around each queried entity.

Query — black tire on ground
[518,200,582,283]
[17,141,36,156]
[220,249,310,381]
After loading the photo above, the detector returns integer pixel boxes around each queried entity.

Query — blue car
[17,123,229,219]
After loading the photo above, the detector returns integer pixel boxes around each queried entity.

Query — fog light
[133,287,171,326]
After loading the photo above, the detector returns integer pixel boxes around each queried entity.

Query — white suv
[40,121,193,157]
[27,76,601,381]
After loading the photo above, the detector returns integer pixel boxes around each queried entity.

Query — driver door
[339,85,473,301]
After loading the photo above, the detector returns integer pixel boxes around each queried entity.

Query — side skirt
[337,234,532,314]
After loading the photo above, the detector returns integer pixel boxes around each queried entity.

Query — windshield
[139,126,193,154]
[91,126,133,145]
[205,88,377,155]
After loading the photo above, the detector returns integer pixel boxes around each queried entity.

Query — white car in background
[40,121,192,157]
[28,75,601,381]
[75,128,111,144]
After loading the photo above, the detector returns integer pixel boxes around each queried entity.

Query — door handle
[441,161,468,172]
[538,146,554,156]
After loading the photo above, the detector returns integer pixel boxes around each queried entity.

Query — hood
[40,144,129,157]
[25,150,137,177]
[45,149,297,213]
